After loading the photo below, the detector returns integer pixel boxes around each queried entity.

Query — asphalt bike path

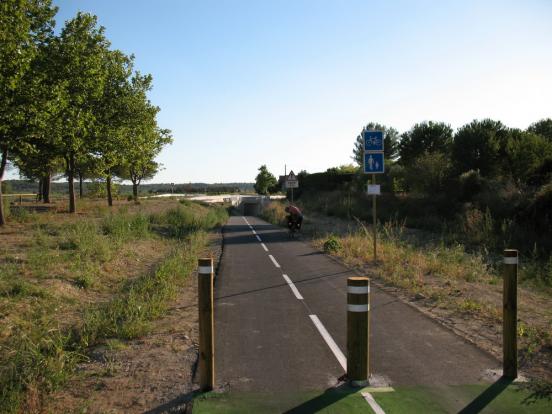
[197,215,550,413]
[248,215,500,386]
[214,216,343,393]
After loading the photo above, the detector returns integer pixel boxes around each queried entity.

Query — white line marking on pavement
[361,392,387,414]
[268,254,280,268]
[256,235,262,242]
[309,315,346,371]
[261,243,268,252]
[282,274,303,300]
[252,230,257,235]
[243,217,250,225]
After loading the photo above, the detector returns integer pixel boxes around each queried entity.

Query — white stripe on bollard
[503,257,518,265]
[348,304,370,312]
[199,266,213,274]
[348,286,370,294]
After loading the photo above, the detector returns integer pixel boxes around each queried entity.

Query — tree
[50,12,110,213]
[506,129,552,184]
[326,164,358,174]
[398,121,453,166]
[0,0,57,225]
[254,165,277,195]
[115,73,172,203]
[352,122,399,167]
[116,126,172,203]
[528,118,552,141]
[92,49,134,206]
[451,119,510,177]
[402,152,452,194]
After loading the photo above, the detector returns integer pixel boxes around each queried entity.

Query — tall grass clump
[0,317,81,414]
[151,203,228,238]
[102,211,150,243]
[59,220,111,262]
[260,202,287,226]
[77,231,207,345]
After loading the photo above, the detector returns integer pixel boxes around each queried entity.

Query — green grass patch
[193,387,369,414]
[77,231,207,345]
[374,383,552,414]
[0,201,228,413]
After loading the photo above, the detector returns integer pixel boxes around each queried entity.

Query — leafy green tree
[50,12,110,213]
[0,0,57,225]
[92,49,134,206]
[403,152,452,194]
[352,122,399,167]
[528,118,552,141]
[326,164,358,174]
[451,119,510,177]
[115,73,172,203]
[398,121,453,166]
[254,165,277,195]
[506,129,552,184]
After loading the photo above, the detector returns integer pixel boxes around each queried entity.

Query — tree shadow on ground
[520,379,552,405]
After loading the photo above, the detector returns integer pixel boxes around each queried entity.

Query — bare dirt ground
[45,230,222,414]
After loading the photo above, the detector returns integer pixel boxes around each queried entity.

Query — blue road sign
[364,153,385,174]
[364,131,384,152]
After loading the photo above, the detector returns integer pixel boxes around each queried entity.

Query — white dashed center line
[282,274,303,300]
[268,254,281,268]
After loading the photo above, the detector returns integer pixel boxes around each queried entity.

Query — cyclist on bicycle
[285,204,303,231]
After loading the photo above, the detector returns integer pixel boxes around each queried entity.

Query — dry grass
[311,218,551,380]
[0,198,228,413]
[260,201,552,381]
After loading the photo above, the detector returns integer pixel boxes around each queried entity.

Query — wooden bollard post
[347,277,370,386]
[503,249,518,379]
[198,258,215,391]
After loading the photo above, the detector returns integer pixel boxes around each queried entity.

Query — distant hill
[2,180,255,195]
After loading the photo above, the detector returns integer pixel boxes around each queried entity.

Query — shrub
[323,235,342,253]
[102,212,150,242]
[458,169,485,201]
[260,202,287,226]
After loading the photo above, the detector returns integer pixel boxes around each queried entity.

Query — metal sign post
[363,131,385,263]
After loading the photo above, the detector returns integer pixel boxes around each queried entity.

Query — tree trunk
[106,174,113,207]
[37,178,43,202]
[68,155,76,213]
[79,172,84,198]
[132,180,139,204]
[43,173,51,203]
[0,147,8,226]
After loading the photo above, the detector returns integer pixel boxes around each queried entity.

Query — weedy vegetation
[0,199,228,413]
[261,199,552,381]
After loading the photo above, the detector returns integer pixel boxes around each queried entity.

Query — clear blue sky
[44,1,552,182]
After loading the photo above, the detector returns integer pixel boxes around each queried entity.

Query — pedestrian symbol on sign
[364,153,384,174]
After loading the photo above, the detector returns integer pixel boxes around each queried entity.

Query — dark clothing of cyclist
[285,205,303,230]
